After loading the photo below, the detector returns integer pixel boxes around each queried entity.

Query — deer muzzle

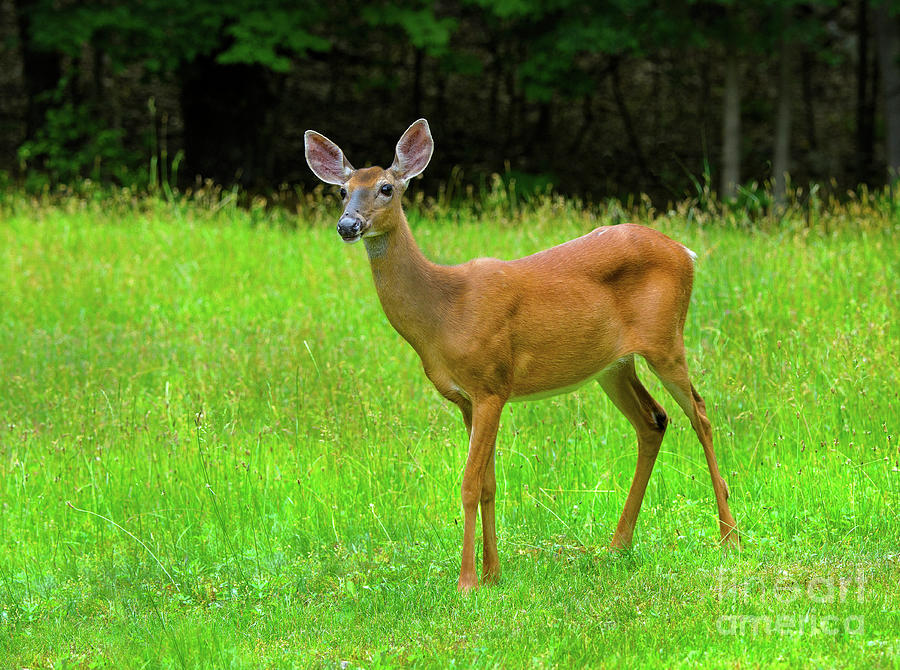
[337,214,365,242]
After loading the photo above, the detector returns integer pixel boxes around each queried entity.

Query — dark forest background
[4,0,900,203]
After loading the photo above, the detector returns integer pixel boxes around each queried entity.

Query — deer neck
[363,210,457,358]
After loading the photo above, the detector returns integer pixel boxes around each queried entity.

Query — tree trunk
[488,41,500,141]
[611,59,652,191]
[529,100,553,170]
[435,65,448,127]
[856,0,876,183]
[568,93,595,157]
[503,50,519,163]
[774,26,792,206]
[0,0,27,169]
[876,5,900,179]
[15,0,62,141]
[411,47,424,120]
[801,49,818,157]
[721,46,741,199]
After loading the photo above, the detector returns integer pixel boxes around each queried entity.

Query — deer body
[305,120,739,593]
[367,214,695,405]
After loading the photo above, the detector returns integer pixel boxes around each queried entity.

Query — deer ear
[391,119,434,185]
[305,130,355,185]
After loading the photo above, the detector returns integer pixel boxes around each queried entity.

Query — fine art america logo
[715,567,866,637]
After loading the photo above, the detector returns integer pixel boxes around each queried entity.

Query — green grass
[1,188,898,668]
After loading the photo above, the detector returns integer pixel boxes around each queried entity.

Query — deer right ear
[304,130,355,185]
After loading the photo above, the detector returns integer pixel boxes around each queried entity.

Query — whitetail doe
[305,119,739,592]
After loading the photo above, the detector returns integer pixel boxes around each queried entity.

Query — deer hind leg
[480,448,499,583]
[599,355,669,549]
[645,350,740,548]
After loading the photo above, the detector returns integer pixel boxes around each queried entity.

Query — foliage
[17,0,336,184]
[24,0,334,73]
[466,0,692,101]
[216,7,332,71]
[7,0,874,196]
[362,1,458,56]
[16,80,138,187]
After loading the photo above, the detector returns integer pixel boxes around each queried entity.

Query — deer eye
[339,187,347,199]
[380,183,393,197]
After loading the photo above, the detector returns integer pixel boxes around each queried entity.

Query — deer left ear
[391,119,434,185]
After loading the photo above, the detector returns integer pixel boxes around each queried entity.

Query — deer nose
[337,214,363,238]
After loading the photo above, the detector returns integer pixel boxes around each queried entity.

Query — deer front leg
[452,393,498,581]
[458,396,503,593]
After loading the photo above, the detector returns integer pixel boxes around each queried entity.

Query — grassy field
[1,187,898,668]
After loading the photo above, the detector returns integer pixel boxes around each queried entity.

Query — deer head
[304,119,434,243]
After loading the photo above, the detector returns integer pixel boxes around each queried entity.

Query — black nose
[337,215,362,238]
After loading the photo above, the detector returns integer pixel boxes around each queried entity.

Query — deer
[304,119,739,593]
